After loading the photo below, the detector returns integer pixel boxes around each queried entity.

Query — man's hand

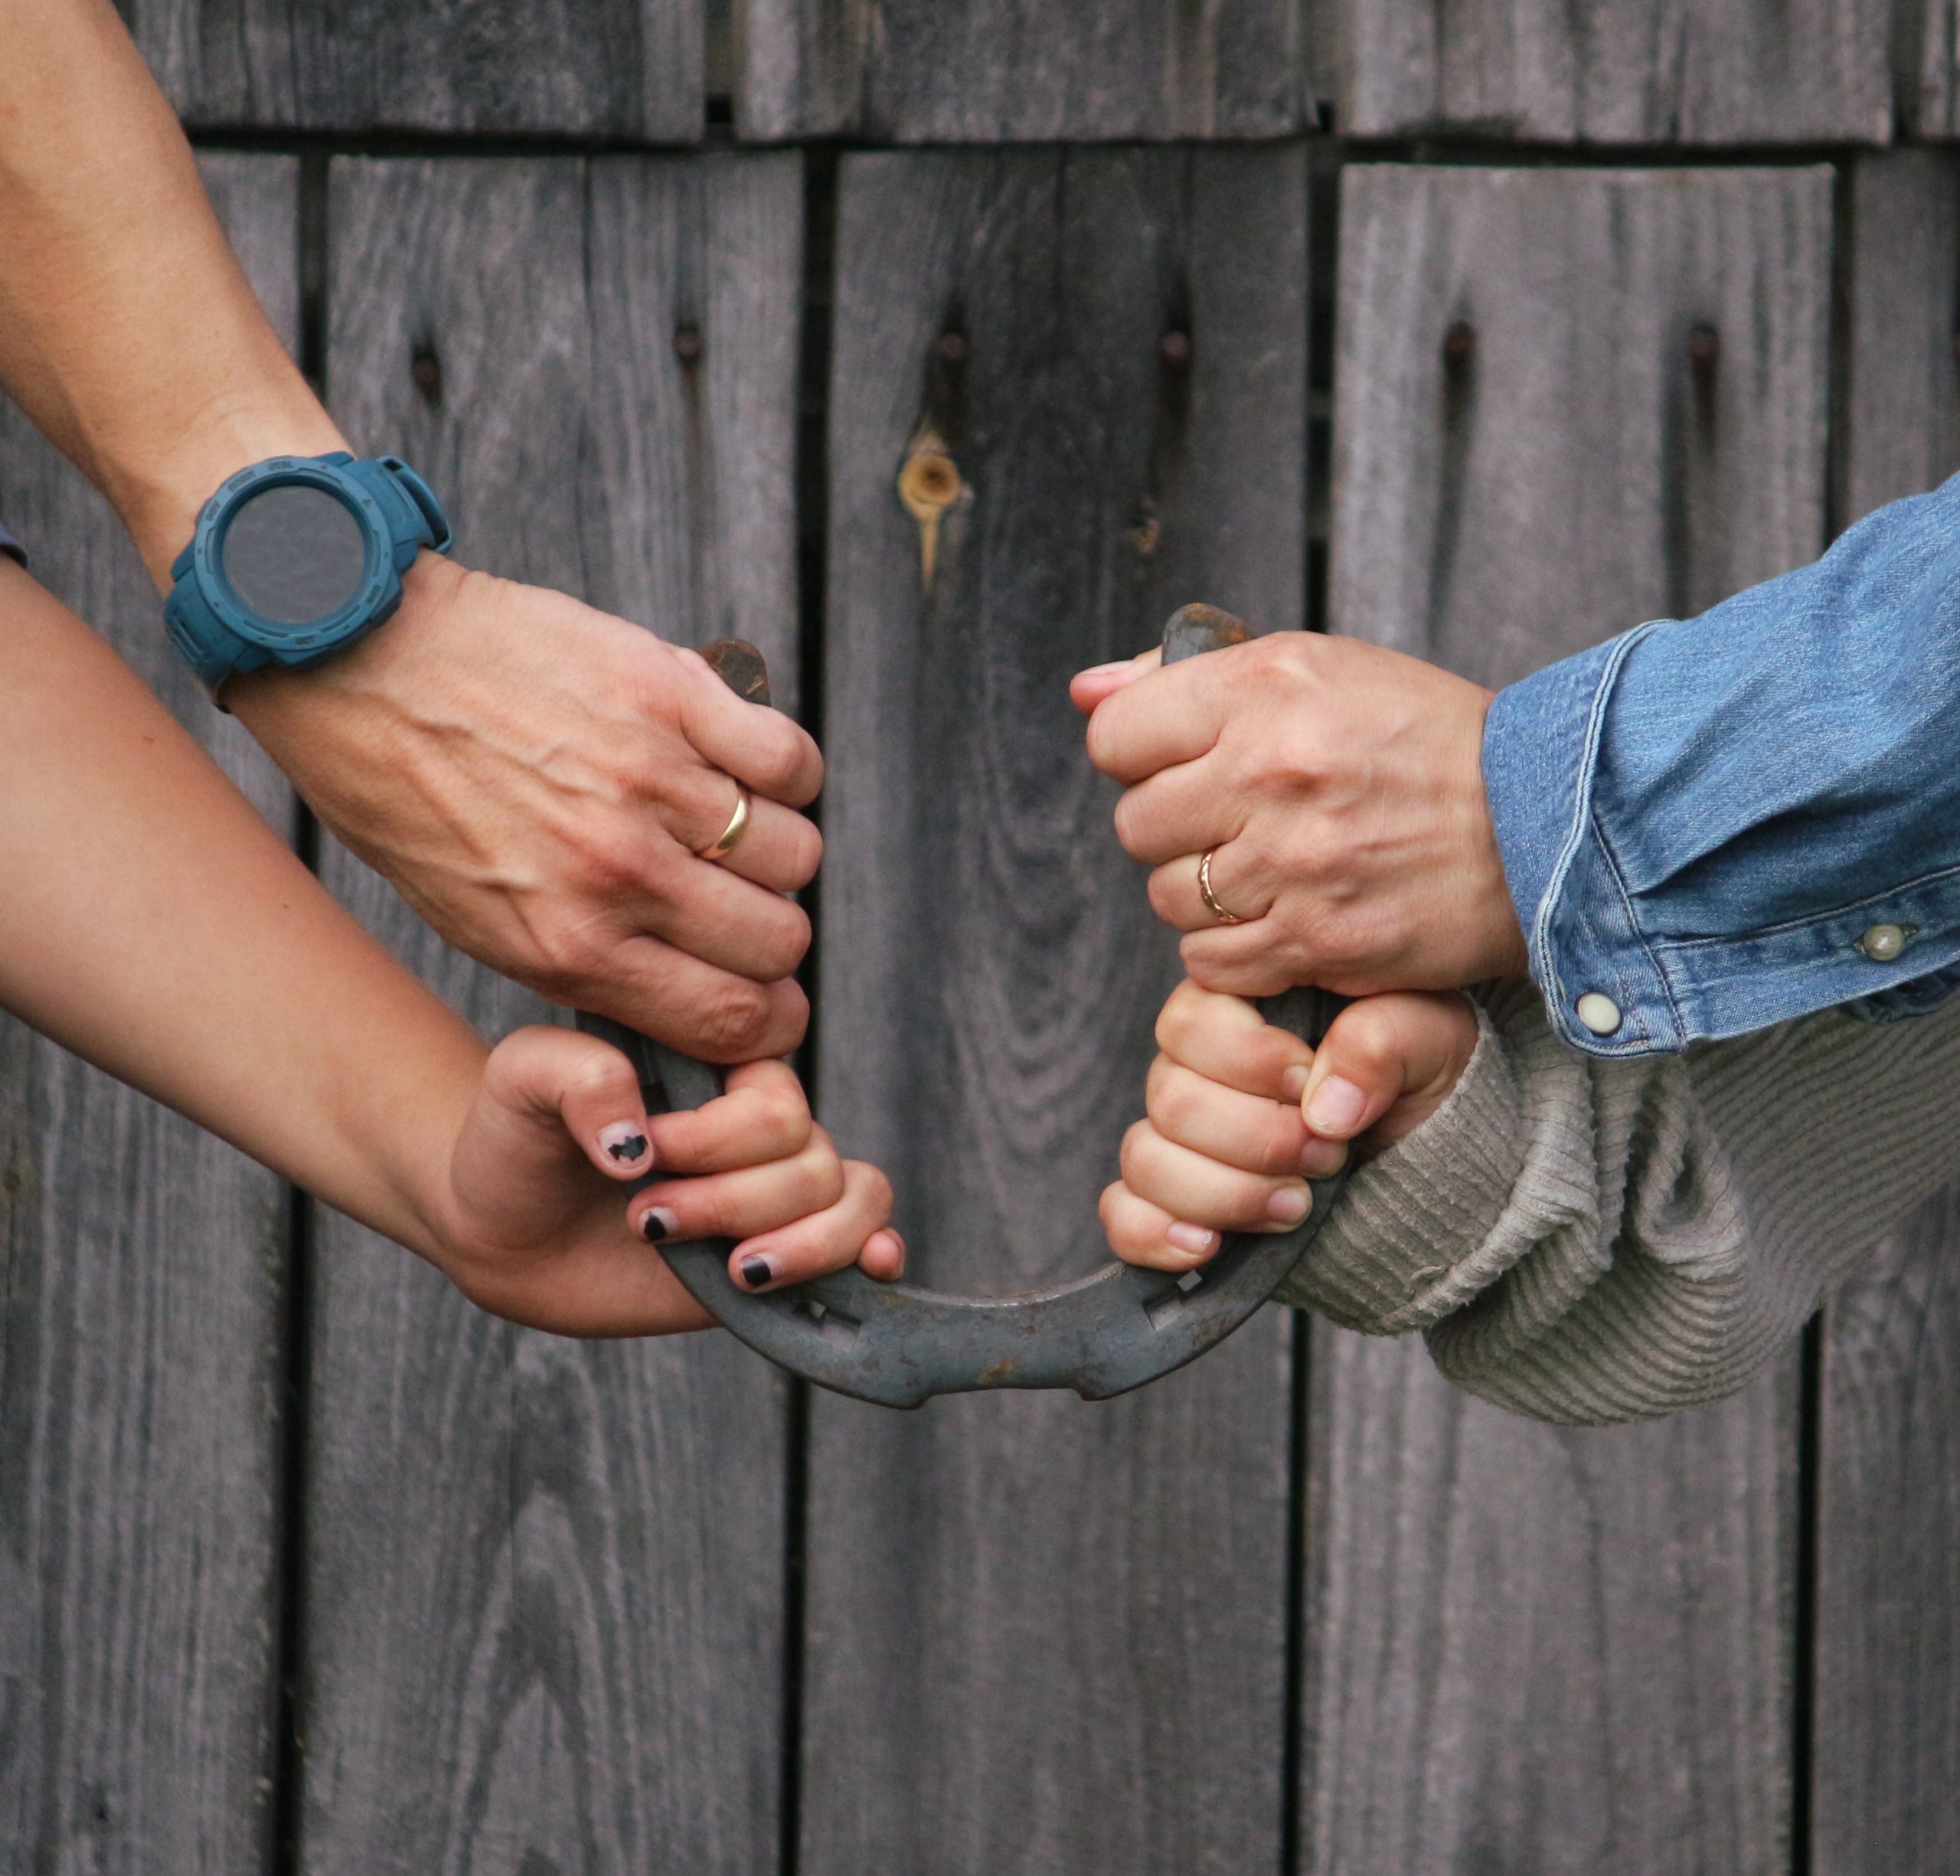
[1071,632,1527,998]
[230,554,825,1062]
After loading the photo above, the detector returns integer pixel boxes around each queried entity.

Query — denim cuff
[1482,623,1684,1057]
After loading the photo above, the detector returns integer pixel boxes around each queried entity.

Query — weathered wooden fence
[4,5,1958,1871]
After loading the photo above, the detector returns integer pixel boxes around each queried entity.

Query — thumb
[1300,992,1478,1149]
[475,1025,655,1182]
[1069,645,1162,715]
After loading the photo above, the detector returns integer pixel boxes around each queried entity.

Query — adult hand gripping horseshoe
[579,606,1351,1407]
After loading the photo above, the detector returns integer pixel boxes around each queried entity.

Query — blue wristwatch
[164,452,452,700]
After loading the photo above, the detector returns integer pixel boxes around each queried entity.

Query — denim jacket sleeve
[1482,471,1960,1057]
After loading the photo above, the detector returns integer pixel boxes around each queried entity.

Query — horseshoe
[579,605,1350,1408]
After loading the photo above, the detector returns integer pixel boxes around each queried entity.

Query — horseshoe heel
[578,607,1350,1408]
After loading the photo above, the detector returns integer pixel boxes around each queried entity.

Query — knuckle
[1148,1068,1202,1142]
[851,1159,895,1216]
[763,1083,813,1145]
[747,721,816,802]
[692,981,778,1060]
[567,1047,634,1107]
[530,920,606,998]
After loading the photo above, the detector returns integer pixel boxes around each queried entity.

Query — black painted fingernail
[601,1123,649,1165]
[640,1207,677,1243]
[740,1254,773,1289]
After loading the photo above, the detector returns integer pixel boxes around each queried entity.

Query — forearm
[0,560,479,1253]
[0,0,345,580]
[1292,976,1960,1424]
[1485,466,1960,1057]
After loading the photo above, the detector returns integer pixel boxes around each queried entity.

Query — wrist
[223,548,465,746]
[116,387,351,591]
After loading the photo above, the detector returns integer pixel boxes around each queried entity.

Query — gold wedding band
[1197,847,1243,925]
[697,784,752,863]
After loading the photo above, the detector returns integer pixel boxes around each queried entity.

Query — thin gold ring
[1197,847,1242,925]
[697,784,752,863]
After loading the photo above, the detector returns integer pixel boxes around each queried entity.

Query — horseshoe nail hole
[798,1294,863,1346]
[1145,1269,1206,1330]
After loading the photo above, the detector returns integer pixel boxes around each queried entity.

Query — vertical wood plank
[735,0,1305,140]
[1814,143,1960,1876]
[803,145,1308,1876]
[0,157,298,1876]
[1309,163,1831,1874]
[1841,150,1960,528]
[119,0,702,139]
[1903,5,1960,137]
[1336,0,1892,145]
[301,153,801,1875]
[1813,1193,1960,1874]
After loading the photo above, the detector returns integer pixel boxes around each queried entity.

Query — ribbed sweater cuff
[1278,1002,1530,1335]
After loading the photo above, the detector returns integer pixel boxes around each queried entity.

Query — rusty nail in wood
[1687,322,1720,366]
[1160,330,1192,368]
[674,323,704,364]
[1442,320,1475,367]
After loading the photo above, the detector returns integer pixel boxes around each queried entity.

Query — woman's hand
[1072,632,1527,998]
[1099,980,1478,1272]
[433,1030,901,1336]
[231,556,827,1064]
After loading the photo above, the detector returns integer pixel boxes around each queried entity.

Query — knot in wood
[898,451,962,515]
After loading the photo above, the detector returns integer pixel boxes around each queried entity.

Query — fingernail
[1267,1185,1310,1225]
[1307,1077,1367,1135]
[1300,1136,1346,1178]
[599,1123,652,1167]
[740,1254,774,1289]
[1167,1221,1218,1256]
[1281,1065,1309,1102]
[639,1207,678,1243]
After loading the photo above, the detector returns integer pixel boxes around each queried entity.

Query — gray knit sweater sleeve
[1277,980,1960,1426]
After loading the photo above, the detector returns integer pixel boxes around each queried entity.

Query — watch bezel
[192,456,397,657]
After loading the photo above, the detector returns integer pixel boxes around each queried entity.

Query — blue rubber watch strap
[165,453,453,703]
[164,574,257,695]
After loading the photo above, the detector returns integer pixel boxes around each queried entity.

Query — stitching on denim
[1586,800,1684,1041]
[1650,855,1960,953]
[1528,622,1661,1041]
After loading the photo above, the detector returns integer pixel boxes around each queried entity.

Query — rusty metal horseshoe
[579,605,1349,1408]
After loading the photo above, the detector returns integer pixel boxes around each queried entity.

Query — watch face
[220,482,369,629]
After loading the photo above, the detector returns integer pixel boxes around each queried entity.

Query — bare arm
[0,0,825,1064]
[0,557,901,1332]
[0,0,342,572]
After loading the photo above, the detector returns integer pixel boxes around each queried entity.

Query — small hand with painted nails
[1099,979,1478,1273]
[430,1028,900,1336]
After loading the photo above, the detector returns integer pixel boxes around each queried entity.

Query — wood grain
[1812,150,1960,1874]
[736,0,1305,140]
[1309,162,1831,1873]
[120,0,701,139]
[0,158,297,1876]
[802,145,1309,1876]
[1337,0,1892,144]
[1813,1188,1960,1874]
[1841,150,1960,528]
[1901,3,1960,136]
[302,154,802,1874]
